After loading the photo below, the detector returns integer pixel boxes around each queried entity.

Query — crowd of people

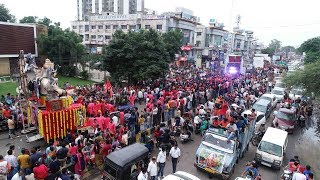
[0,62,315,180]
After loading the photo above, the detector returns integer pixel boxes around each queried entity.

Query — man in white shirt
[4,149,18,179]
[169,143,181,173]
[137,167,148,180]
[138,90,144,105]
[156,147,166,178]
[147,157,157,180]
[112,115,119,126]
[226,121,238,141]
[292,167,307,180]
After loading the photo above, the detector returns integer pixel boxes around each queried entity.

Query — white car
[259,94,277,108]
[242,110,266,133]
[289,88,304,100]
[271,88,285,102]
[163,171,200,180]
[274,81,286,91]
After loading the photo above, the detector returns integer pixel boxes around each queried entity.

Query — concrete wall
[0,58,10,76]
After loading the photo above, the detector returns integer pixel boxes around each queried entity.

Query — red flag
[104,80,111,90]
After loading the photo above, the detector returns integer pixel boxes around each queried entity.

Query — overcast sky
[2,0,320,46]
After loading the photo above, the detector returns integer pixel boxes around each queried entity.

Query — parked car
[272,108,297,133]
[271,88,285,102]
[163,171,200,180]
[259,94,277,108]
[242,110,266,133]
[274,81,286,91]
[252,99,272,118]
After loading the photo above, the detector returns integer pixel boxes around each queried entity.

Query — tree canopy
[0,4,16,23]
[19,16,38,23]
[283,60,320,96]
[37,18,85,76]
[103,29,181,84]
[261,39,282,57]
[162,29,183,61]
[298,37,320,64]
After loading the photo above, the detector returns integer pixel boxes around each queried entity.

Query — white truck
[253,56,265,68]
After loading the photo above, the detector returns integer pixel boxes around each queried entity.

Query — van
[103,143,150,180]
[255,127,288,169]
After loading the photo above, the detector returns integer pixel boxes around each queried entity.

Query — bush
[79,70,90,80]
[57,65,77,77]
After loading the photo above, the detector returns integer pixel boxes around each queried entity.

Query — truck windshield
[258,141,282,157]
[203,134,235,154]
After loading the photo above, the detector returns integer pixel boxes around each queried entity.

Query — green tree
[103,29,170,84]
[261,48,274,57]
[281,46,296,53]
[19,16,38,23]
[261,39,282,57]
[298,37,320,64]
[283,60,320,96]
[0,4,16,22]
[162,29,183,61]
[38,17,52,26]
[38,22,85,76]
[269,39,282,52]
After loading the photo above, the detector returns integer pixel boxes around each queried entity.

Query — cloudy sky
[2,0,320,46]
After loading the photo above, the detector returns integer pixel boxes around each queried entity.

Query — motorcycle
[281,169,293,180]
[251,131,264,146]
[298,115,306,127]
[180,130,193,143]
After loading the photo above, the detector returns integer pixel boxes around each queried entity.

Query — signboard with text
[90,14,166,21]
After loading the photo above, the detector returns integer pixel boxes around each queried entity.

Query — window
[197,32,202,36]
[105,25,111,29]
[85,34,89,41]
[137,24,141,29]
[156,25,162,30]
[129,25,136,30]
[91,25,96,29]
[91,35,96,39]
[98,35,103,39]
[113,25,119,29]
[79,25,83,29]
[72,26,77,29]
[145,25,150,29]
[196,41,201,47]
[98,25,103,29]
[105,35,111,40]
[85,25,89,32]
[121,25,127,29]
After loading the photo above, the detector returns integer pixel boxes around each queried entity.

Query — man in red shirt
[101,140,112,160]
[33,162,48,179]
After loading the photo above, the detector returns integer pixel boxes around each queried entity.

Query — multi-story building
[77,0,144,21]
[71,7,199,53]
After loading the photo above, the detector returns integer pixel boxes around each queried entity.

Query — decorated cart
[17,51,86,142]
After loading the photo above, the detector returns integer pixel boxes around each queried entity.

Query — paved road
[0,103,317,180]
[152,105,318,180]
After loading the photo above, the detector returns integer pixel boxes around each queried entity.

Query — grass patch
[57,76,94,87]
[0,82,18,96]
[0,76,94,97]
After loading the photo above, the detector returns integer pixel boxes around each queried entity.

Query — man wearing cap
[169,143,181,173]
[147,157,157,180]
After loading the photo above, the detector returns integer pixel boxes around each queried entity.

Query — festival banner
[197,147,226,174]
